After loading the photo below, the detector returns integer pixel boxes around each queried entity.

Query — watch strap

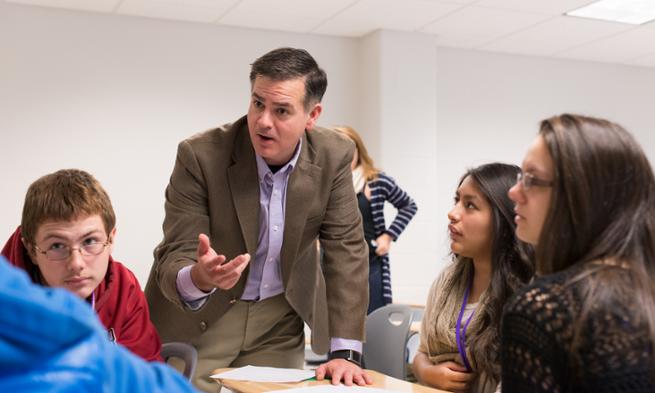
[328,349,363,367]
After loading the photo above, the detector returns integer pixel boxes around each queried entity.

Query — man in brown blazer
[145,47,370,392]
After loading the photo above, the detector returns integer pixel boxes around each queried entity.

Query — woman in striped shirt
[334,126,418,314]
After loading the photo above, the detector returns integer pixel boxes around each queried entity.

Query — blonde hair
[333,126,379,181]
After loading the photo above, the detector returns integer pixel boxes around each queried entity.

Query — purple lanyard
[455,276,476,372]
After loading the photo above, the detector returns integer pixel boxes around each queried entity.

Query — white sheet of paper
[268,386,405,393]
[209,365,315,382]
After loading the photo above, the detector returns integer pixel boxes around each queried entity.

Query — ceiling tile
[6,0,119,12]
[5,0,655,69]
[217,0,356,33]
[314,0,463,37]
[422,5,551,48]
[556,25,655,63]
[483,15,632,56]
[475,0,595,16]
[118,0,239,23]
[424,0,478,4]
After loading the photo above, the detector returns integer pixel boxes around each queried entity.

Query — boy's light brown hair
[21,169,116,245]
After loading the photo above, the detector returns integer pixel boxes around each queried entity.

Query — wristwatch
[328,349,363,368]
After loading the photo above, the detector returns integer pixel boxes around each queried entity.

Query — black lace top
[501,264,654,393]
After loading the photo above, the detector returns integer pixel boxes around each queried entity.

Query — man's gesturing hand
[190,233,250,292]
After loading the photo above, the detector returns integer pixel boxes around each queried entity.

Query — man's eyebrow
[251,92,292,108]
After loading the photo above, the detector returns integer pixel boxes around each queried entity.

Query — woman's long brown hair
[536,114,655,364]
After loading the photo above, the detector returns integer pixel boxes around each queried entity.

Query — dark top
[501,263,654,393]
[357,191,377,255]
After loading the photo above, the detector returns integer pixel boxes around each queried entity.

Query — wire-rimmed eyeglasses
[34,240,111,262]
[516,172,553,191]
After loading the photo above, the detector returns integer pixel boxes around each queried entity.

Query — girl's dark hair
[448,163,534,380]
[536,113,655,357]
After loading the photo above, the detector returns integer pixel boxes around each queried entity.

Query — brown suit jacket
[145,116,368,354]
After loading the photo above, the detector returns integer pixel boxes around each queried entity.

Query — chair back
[161,342,198,380]
[363,304,412,379]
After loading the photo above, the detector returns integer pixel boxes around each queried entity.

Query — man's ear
[305,102,323,131]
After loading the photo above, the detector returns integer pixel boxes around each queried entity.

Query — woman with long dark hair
[413,163,533,393]
[503,114,655,391]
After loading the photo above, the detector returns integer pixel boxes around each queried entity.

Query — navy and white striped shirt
[367,172,417,303]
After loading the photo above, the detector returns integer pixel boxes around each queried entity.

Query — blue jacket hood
[0,256,198,393]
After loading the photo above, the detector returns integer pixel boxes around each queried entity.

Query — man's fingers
[330,368,344,385]
[315,365,326,381]
[201,254,226,272]
[216,254,250,273]
[205,254,250,290]
[361,371,374,385]
[214,271,242,289]
[196,250,251,290]
[350,369,372,386]
[233,253,251,272]
[197,233,211,256]
[341,370,354,386]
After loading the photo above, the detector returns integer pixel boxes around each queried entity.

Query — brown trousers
[193,294,305,392]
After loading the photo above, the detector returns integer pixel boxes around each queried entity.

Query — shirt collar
[255,138,303,180]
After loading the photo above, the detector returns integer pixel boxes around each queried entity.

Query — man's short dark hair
[250,47,327,110]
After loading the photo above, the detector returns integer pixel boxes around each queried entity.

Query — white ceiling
[6,0,655,68]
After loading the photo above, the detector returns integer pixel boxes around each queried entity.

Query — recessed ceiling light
[566,0,655,25]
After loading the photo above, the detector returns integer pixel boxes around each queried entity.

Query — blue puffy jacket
[0,256,199,393]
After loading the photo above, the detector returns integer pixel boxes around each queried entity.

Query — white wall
[357,31,439,305]
[3,2,655,307]
[0,2,361,287]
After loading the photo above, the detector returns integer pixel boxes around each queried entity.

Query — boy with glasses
[1,169,162,361]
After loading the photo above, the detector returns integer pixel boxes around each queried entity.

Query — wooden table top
[212,368,450,393]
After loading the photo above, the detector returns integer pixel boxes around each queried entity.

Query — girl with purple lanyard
[412,163,533,393]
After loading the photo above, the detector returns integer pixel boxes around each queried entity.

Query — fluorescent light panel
[566,0,655,25]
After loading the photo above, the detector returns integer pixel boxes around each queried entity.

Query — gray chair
[161,342,198,380]
[405,305,424,367]
[409,305,424,325]
[363,304,412,379]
